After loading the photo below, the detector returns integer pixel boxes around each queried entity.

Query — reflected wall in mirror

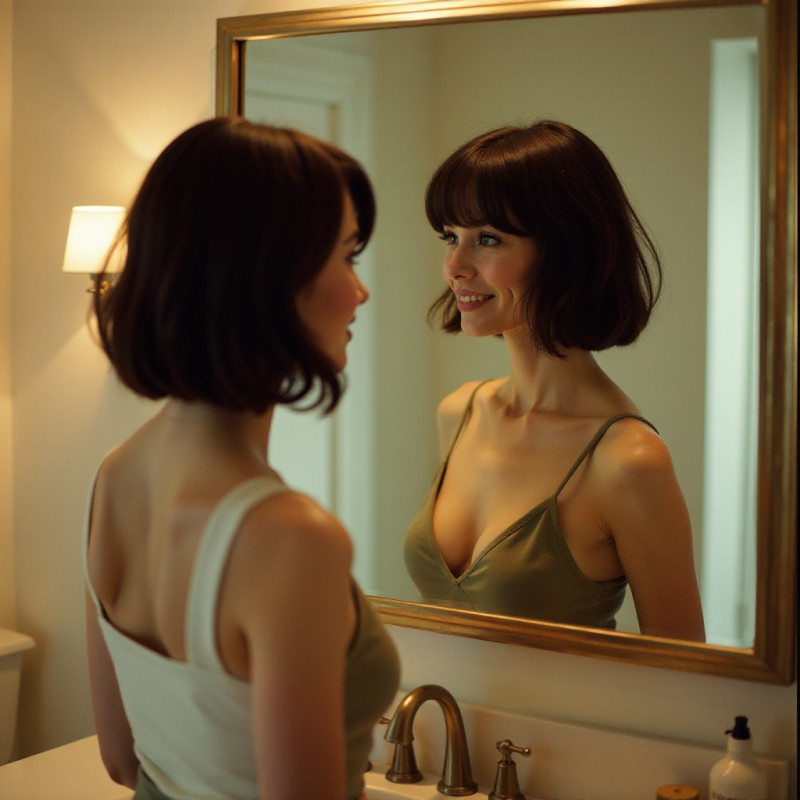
[217,0,796,683]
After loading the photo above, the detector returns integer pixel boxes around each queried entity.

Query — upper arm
[228,497,355,800]
[598,427,706,642]
[85,591,139,788]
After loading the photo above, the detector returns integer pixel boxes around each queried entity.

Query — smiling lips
[455,291,493,311]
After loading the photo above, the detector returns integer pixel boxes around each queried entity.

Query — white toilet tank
[0,628,35,765]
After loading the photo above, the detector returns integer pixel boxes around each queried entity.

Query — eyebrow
[442,220,492,229]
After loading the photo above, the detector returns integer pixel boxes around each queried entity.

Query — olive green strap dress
[403,383,656,628]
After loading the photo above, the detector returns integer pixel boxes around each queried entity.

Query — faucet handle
[496,739,531,762]
[489,739,531,800]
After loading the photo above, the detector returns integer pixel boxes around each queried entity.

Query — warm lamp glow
[62,205,126,275]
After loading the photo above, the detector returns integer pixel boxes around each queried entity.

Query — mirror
[241,6,758,642]
[217,0,796,682]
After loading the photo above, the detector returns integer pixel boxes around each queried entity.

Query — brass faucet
[384,684,478,796]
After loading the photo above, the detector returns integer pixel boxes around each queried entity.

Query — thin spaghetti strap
[444,380,491,460]
[553,414,658,498]
[185,476,292,669]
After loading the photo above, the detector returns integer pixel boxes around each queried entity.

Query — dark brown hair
[94,117,375,413]
[425,120,661,355]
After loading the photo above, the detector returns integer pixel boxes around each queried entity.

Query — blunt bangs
[425,131,529,237]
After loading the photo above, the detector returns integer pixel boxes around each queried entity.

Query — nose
[442,243,475,281]
[356,274,370,304]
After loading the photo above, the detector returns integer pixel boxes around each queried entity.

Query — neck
[500,329,606,415]
[161,399,275,464]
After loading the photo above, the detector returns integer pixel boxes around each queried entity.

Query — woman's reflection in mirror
[404,120,705,642]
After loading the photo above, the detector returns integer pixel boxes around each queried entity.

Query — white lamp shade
[62,205,126,274]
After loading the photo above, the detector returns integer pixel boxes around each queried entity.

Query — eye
[438,231,457,245]
[477,231,501,246]
[346,239,367,265]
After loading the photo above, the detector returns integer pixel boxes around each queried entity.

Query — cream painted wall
[7,0,796,792]
[9,0,318,756]
[0,0,13,630]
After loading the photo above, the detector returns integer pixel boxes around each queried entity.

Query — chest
[431,415,600,574]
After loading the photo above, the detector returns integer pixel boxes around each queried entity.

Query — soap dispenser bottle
[709,716,767,800]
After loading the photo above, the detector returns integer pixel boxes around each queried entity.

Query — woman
[404,120,705,641]
[84,117,400,800]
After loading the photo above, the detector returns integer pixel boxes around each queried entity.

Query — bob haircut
[425,120,662,356]
[94,117,375,414]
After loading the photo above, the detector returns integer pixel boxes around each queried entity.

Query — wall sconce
[62,205,126,293]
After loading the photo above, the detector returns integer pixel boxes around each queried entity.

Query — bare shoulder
[437,381,485,419]
[92,443,133,502]
[222,490,354,637]
[234,490,353,570]
[436,380,491,455]
[592,417,679,491]
[218,488,356,683]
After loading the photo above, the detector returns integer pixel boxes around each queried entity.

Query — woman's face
[295,194,369,371]
[440,224,538,338]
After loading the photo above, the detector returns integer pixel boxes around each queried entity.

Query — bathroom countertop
[0,736,133,800]
[0,726,790,800]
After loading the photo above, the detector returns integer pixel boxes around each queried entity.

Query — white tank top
[84,477,281,798]
[84,473,400,800]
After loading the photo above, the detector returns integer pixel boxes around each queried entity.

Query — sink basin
[364,765,490,799]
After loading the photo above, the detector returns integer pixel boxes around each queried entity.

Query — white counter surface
[0,736,133,800]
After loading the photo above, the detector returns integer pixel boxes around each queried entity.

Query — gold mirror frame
[217,0,796,683]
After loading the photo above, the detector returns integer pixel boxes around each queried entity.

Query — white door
[244,41,376,580]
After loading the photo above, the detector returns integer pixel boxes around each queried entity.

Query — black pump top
[727,716,751,740]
